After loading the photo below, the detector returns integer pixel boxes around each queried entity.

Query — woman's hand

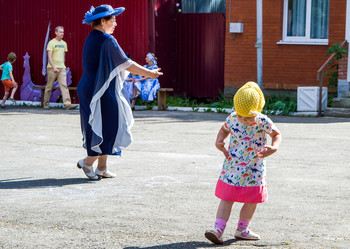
[127,64,163,80]
[149,68,163,79]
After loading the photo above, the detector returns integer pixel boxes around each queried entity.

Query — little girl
[205,81,282,244]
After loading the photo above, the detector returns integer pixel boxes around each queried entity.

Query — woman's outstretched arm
[127,62,162,79]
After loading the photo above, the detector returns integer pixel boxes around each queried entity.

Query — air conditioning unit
[297,87,327,112]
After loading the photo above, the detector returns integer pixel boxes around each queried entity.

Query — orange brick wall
[338,44,348,80]
[225,0,347,91]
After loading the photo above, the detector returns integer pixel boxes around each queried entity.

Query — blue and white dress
[77,30,133,156]
[134,64,160,101]
[122,73,141,103]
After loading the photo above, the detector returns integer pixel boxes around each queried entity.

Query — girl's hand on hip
[258,145,277,158]
[216,141,230,159]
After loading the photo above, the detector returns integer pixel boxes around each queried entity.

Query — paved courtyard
[0,107,349,248]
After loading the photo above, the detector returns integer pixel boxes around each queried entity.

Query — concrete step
[340,98,350,108]
[332,95,350,108]
[324,107,350,118]
[341,91,350,98]
[332,98,341,108]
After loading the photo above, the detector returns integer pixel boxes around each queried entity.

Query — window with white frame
[280,0,329,45]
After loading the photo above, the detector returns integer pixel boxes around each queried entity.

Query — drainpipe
[346,0,350,84]
[255,0,263,88]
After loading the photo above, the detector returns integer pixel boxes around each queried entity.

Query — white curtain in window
[310,0,329,39]
[288,0,306,37]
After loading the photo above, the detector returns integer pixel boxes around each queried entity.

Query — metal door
[176,10,225,97]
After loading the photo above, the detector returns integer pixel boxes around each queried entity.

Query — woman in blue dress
[131,53,160,107]
[77,5,162,180]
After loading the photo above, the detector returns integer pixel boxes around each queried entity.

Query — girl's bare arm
[258,127,282,158]
[216,126,230,159]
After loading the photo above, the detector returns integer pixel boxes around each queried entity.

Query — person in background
[0,52,18,108]
[131,53,160,107]
[124,73,141,110]
[43,26,77,110]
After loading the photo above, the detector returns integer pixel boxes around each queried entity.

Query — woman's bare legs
[131,99,136,109]
[83,155,108,172]
[131,88,140,109]
[94,155,116,178]
[96,155,108,172]
[83,156,100,173]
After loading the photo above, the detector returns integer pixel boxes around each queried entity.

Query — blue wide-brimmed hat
[83,5,125,25]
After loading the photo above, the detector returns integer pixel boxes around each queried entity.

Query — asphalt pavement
[0,107,349,249]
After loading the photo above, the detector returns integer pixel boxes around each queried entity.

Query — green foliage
[263,94,297,115]
[208,92,233,108]
[166,96,197,107]
[166,91,233,109]
[192,107,199,112]
[325,42,348,88]
[215,107,227,113]
[204,108,213,112]
[327,42,348,59]
[136,91,296,115]
[145,101,156,110]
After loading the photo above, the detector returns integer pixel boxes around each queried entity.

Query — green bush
[135,92,297,115]
[263,94,297,115]
[325,42,348,88]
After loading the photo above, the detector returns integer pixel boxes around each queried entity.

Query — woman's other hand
[149,68,163,79]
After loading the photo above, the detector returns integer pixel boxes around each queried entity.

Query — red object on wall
[0,0,149,101]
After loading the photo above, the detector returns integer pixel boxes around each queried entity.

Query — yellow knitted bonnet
[233,81,265,117]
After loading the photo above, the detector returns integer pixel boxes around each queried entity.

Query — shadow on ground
[123,239,289,249]
[124,239,236,249]
[0,177,93,189]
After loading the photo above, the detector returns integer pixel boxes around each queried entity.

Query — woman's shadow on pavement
[124,239,238,249]
[0,177,93,189]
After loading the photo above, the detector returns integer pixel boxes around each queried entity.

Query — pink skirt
[215,179,268,203]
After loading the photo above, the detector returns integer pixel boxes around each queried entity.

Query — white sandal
[95,168,116,178]
[234,229,260,240]
[77,159,99,180]
[205,228,224,244]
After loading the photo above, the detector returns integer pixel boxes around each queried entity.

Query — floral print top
[219,113,275,187]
